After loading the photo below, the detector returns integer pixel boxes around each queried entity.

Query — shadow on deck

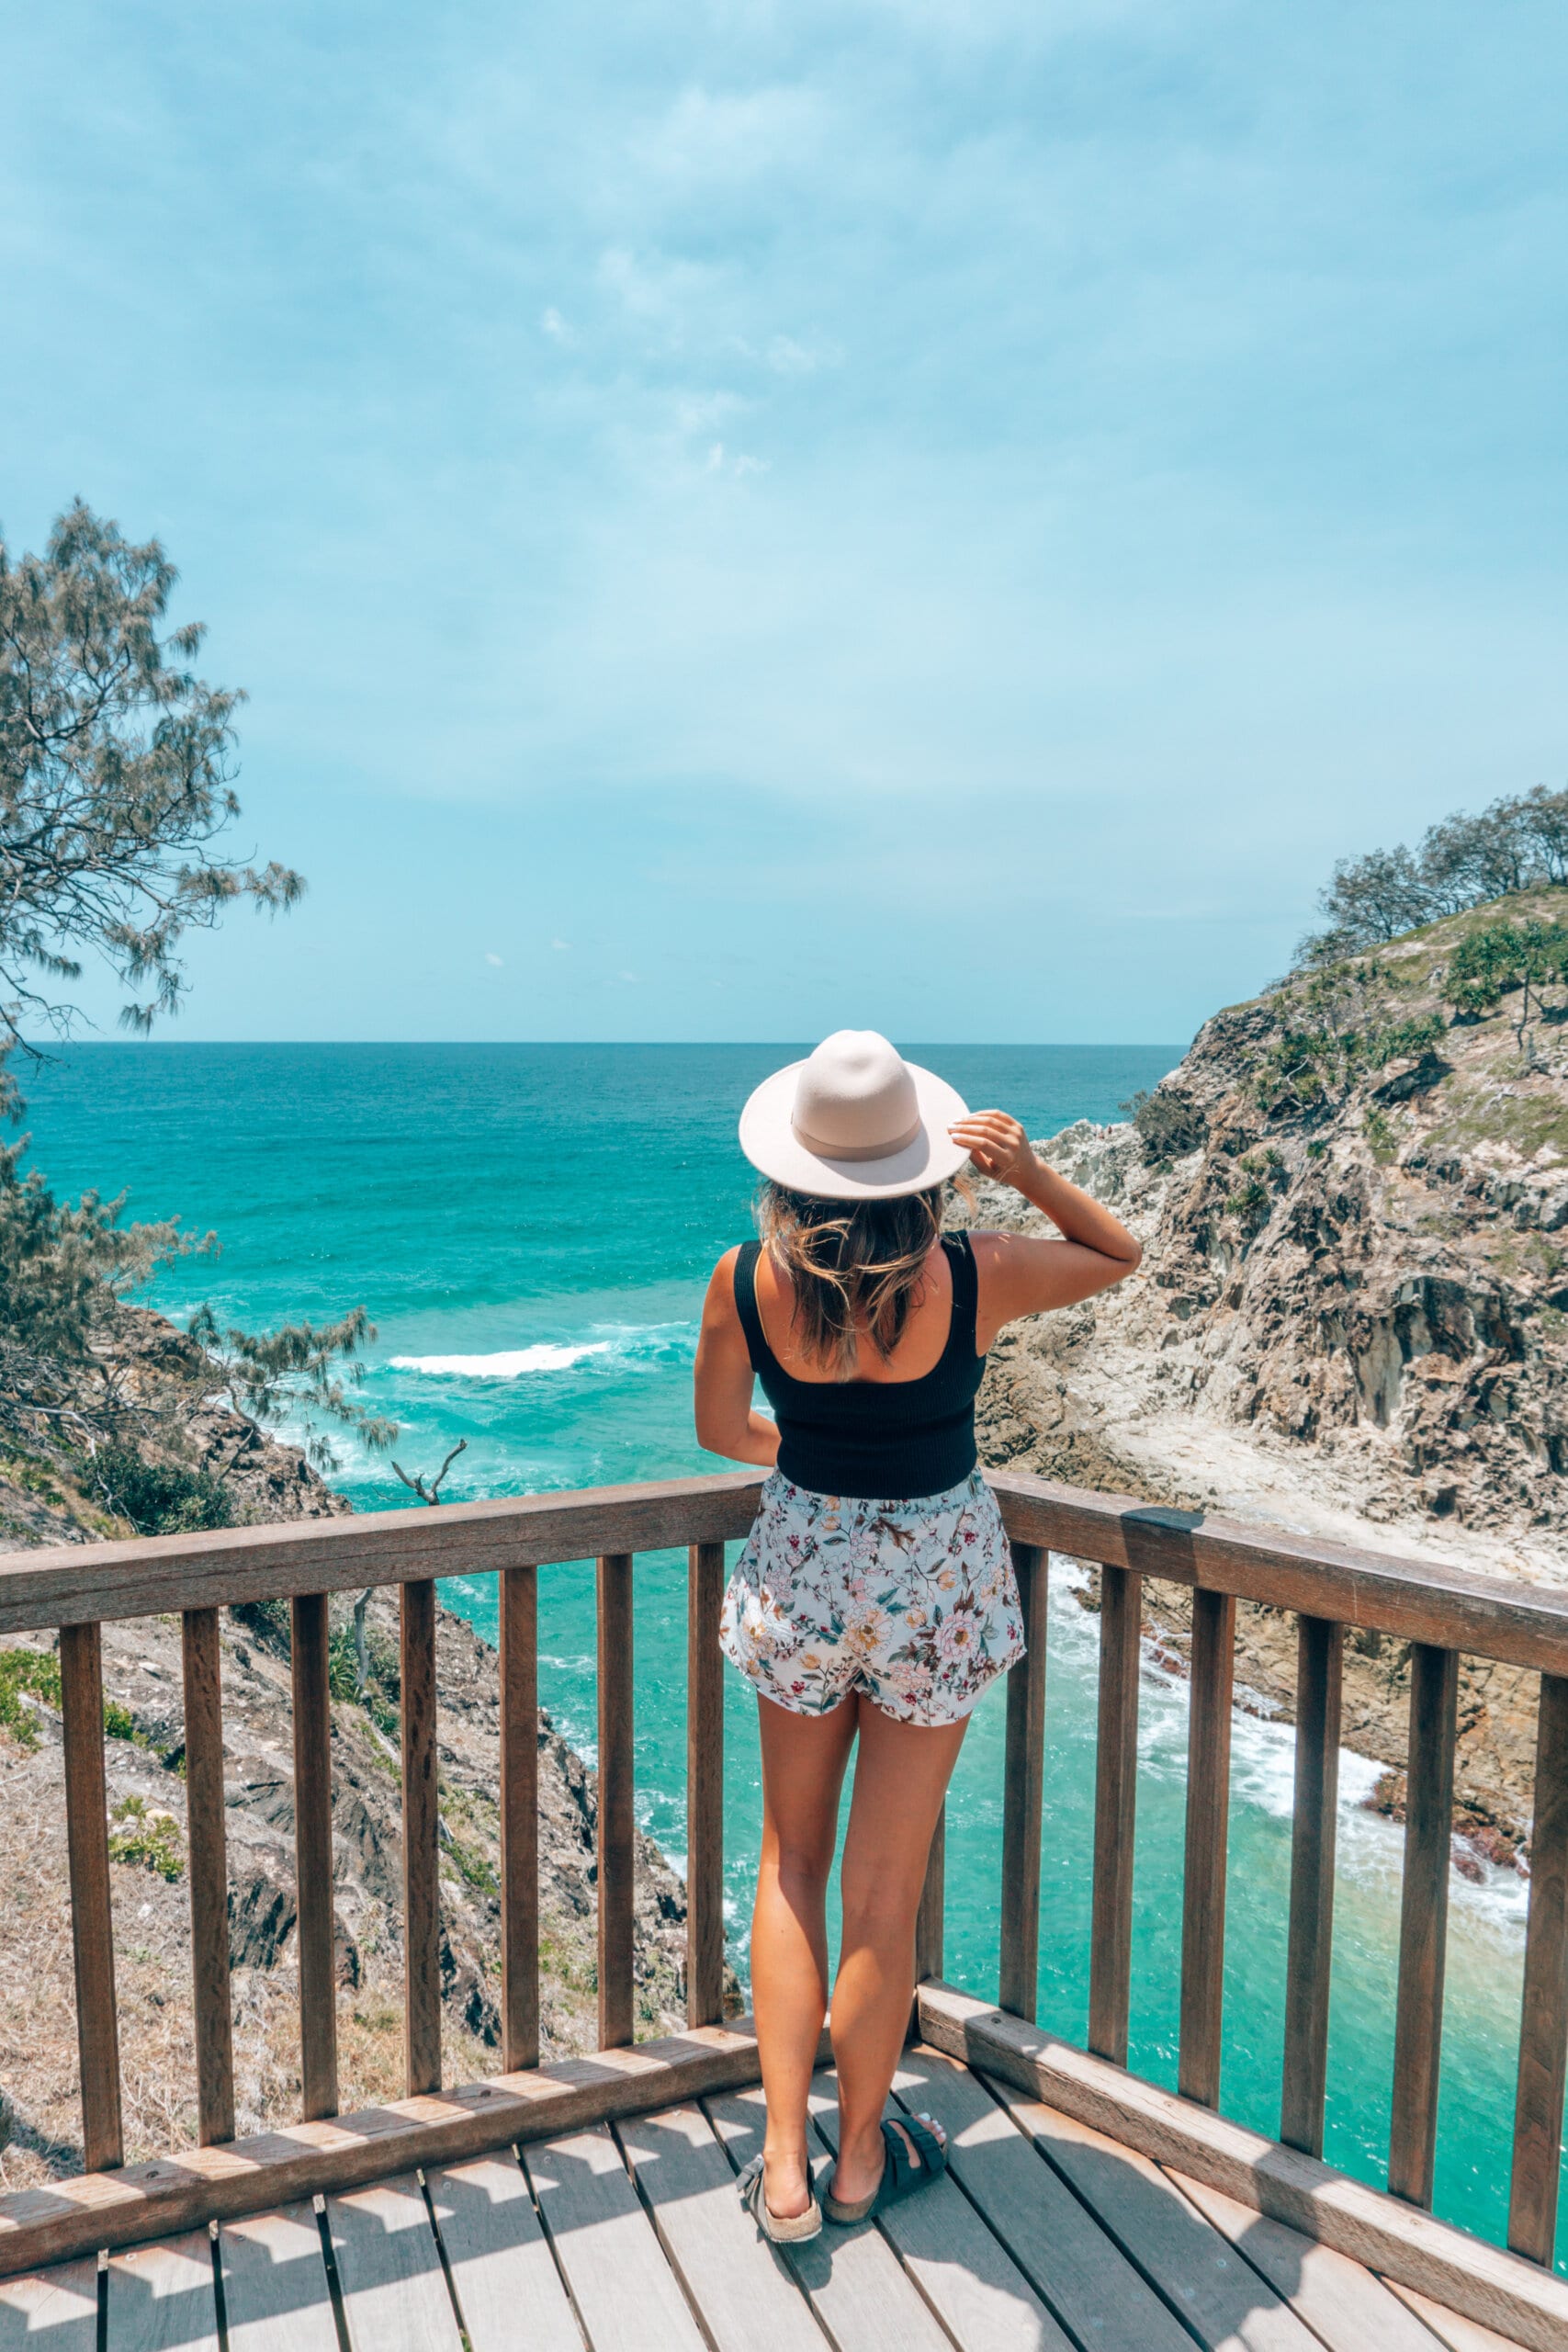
[0,2046,1525,2352]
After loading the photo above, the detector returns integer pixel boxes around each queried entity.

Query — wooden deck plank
[104,2232,220,2352]
[1382,2278,1532,2352]
[809,2069,1070,2352]
[524,2125,705,2352]
[425,2154,582,2352]
[986,2075,1325,2351]
[0,2259,97,2352]
[615,2104,828,2352]
[0,2015,784,2279]
[327,2174,463,2352]
[1169,2167,1450,2352]
[918,1982,1568,2352]
[890,2046,1190,2352]
[705,2085,952,2352]
[218,2205,340,2352]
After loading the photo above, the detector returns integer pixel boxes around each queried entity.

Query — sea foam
[389,1341,612,1377]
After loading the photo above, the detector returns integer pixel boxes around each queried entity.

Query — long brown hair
[755,1181,959,1380]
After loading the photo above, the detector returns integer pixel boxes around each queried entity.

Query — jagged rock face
[974,895,1568,1557]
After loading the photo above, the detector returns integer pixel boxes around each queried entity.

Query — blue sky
[4,0,1565,1044]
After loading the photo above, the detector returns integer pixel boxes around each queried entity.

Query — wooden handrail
[5,1464,1568,2288]
[6,1464,1568,1672]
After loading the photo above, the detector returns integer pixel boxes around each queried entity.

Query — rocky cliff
[971,888,1568,1868]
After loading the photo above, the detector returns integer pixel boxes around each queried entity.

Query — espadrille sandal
[735,2153,823,2243]
[822,2112,947,2225]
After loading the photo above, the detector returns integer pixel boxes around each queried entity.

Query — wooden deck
[0,2047,1531,2352]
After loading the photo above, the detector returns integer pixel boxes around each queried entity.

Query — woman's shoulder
[703,1242,755,1311]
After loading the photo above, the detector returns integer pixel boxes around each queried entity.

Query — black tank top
[732,1232,987,1501]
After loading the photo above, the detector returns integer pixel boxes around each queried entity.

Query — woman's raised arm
[948,1110,1143,1347]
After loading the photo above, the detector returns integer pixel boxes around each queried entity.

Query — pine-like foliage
[0,500,303,1074]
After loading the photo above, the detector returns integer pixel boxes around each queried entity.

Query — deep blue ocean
[14,1041,1556,2263]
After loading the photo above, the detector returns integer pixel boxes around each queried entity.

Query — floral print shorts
[718,1469,1024,1727]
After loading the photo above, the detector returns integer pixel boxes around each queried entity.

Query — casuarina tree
[0,500,302,1093]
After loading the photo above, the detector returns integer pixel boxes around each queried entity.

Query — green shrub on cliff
[107,1793,184,1881]
[91,1444,233,1537]
[0,1644,62,1748]
[1123,1086,1208,1166]
[1442,916,1568,1035]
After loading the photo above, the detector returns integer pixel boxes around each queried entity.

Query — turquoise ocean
[15,1042,1558,2262]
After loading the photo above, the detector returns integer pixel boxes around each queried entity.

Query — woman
[694,1031,1142,2241]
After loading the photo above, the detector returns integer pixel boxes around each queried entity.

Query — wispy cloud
[5,0,1564,1043]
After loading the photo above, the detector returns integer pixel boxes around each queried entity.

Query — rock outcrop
[970,889,1568,1863]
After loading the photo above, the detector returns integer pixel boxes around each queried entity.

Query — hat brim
[738,1059,973,1201]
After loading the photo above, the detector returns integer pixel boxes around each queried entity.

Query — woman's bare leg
[829,1696,968,2204]
[751,1692,858,2218]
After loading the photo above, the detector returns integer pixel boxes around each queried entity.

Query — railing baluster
[1089,1565,1141,2065]
[60,1621,123,2173]
[596,1553,636,2050]
[1508,1671,1568,2265]
[1179,1588,1236,2109]
[686,1543,727,2029]
[400,1578,441,2096]
[290,1593,338,2120]
[998,1544,1048,2020]
[916,1804,945,1984]
[499,1562,540,2072]
[1389,1642,1459,2207]
[181,1607,234,2145]
[1280,1615,1342,2158]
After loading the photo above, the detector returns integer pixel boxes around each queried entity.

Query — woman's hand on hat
[949,1111,1038,1189]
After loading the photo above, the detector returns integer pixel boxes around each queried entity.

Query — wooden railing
[2,1467,1566,2331]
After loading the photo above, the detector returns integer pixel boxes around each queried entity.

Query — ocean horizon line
[17,1034,1190,1053]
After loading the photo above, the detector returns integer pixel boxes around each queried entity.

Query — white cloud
[766,334,841,376]
[541,307,576,345]
[676,390,746,435]
[635,85,829,186]
[484,950,504,967]
[549,937,571,951]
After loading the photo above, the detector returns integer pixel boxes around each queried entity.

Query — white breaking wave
[389,1342,612,1377]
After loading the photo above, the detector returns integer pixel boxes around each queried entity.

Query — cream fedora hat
[739,1031,971,1200]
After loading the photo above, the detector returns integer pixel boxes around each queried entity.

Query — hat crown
[791,1031,921,1159]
